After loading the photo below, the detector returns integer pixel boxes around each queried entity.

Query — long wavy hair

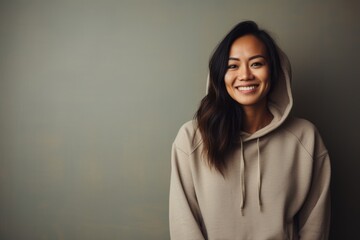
[195,21,282,174]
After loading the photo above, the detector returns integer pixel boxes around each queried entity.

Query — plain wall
[0,0,359,239]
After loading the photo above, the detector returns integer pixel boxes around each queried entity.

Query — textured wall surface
[0,0,359,239]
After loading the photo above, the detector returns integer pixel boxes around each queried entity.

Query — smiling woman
[224,35,272,134]
[169,21,331,240]
[225,36,270,107]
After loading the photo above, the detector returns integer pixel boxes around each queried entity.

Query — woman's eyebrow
[228,55,266,61]
[229,57,240,61]
[249,54,266,60]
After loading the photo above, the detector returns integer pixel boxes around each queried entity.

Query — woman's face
[224,34,271,109]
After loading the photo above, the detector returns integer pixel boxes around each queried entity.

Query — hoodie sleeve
[298,150,331,240]
[169,142,205,240]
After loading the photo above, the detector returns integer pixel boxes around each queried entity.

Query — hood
[206,47,293,142]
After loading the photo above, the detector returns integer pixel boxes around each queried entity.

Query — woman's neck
[242,102,273,134]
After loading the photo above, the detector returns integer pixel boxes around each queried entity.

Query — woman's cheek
[224,72,233,85]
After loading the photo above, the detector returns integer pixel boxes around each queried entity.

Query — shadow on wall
[293,67,360,240]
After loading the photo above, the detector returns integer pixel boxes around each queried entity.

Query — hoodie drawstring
[257,138,262,210]
[240,137,262,215]
[240,138,246,216]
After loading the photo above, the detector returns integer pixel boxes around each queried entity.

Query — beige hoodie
[169,52,331,240]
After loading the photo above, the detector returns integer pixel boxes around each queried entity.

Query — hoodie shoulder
[173,120,203,155]
[283,117,317,133]
[282,117,328,158]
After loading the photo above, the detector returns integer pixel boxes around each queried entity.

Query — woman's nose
[237,66,254,81]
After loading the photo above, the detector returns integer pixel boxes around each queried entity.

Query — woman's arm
[169,143,205,240]
[297,151,331,240]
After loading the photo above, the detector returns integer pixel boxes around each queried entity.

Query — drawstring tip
[241,208,244,216]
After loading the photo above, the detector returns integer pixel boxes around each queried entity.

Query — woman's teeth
[237,85,257,91]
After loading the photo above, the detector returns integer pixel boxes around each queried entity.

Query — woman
[169,21,330,240]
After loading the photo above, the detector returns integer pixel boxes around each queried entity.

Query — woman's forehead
[229,35,267,58]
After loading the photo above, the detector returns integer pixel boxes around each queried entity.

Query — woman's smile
[235,84,259,93]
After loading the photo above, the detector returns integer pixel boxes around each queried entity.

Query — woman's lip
[236,84,259,93]
[235,84,259,88]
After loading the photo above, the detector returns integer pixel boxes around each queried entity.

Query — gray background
[1,0,359,239]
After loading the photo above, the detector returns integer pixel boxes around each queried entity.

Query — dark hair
[195,21,282,175]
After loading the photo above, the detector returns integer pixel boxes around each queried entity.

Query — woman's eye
[227,64,238,69]
[251,62,263,68]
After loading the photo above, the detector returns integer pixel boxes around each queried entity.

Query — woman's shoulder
[173,120,203,155]
[283,117,318,132]
[282,117,328,156]
[281,117,324,138]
